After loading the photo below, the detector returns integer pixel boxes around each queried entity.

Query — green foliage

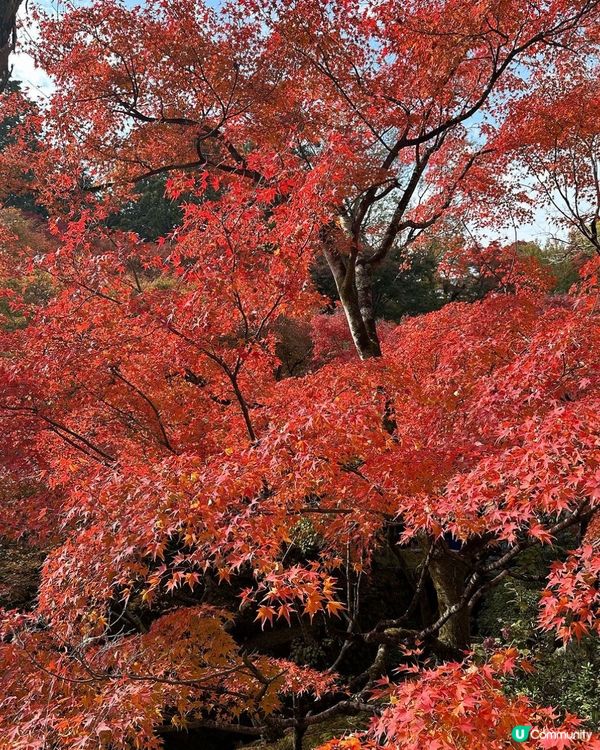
[476,543,600,729]
[0,81,21,147]
[106,175,184,241]
[540,233,597,293]
[370,250,444,320]
[0,82,47,217]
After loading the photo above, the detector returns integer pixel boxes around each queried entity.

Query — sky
[9,0,562,246]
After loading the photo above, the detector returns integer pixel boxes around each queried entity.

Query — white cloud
[11,50,54,100]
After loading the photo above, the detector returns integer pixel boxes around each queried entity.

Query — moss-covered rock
[249,714,369,750]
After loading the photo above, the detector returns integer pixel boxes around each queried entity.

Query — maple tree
[1,0,600,748]
[494,62,600,252]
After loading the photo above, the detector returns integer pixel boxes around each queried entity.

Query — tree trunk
[321,227,382,360]
[355,261,381,356]
[338,280,381,359]
[0,0,22,91]
[428,554,471,651]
